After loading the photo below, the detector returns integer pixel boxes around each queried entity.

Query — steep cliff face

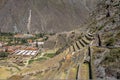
[0,0,97,33]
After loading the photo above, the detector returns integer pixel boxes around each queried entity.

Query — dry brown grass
[67,66,77,80]
[0,67,11,79]
[79,63,89,80]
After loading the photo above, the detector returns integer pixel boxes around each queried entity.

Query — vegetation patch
[28,57,47,64]
[98,26,104,31]
[35,57,47,61]
[115,31,120,39]
[104,37,115,46]
[0,52,9,59]
[45,53,55,58]
[0,32,14,37]
[102,48,120,67]
[35,33,45,38]
[92,47,105,54]
[28,59,34,64]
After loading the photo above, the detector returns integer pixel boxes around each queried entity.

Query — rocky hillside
[0,0,97,33]
[89,0,120,79]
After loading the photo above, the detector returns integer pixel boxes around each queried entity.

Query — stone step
[76,41,83,49]
[75,42,81,50]
[70,45,74,52]
[81,37,90,45]
[72,45,76,52]
[85,34,94,41]
[79,40,86,47]
[73,42,79,52]
[88,33,93,37]
[72,44,75,52]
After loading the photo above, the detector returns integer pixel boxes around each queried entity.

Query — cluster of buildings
[0,33,46,62]
[0,44,39,56]
[13,50,38,57]
[12,46,39,57]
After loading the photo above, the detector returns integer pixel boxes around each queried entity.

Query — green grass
[35,57,47,61]
[28,59,34,64]
[28,57,47,64]
[45,54,55,58]
[98,26,104,31]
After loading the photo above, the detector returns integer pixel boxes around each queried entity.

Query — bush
[1,32,14,36]
[44,36,48,41]
[49,32,56,36]
[115,31,120,39]
[21,39,27,44]
[45,54,55,58]
[0,52,9,58]
[103,48,120,64]
[28,57,47,64]
[28,59,34,64]
[36,57,47,61]
[105,37,115,46]
[98,26,104,31]
[35,33,45,38]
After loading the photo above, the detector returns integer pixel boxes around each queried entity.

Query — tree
[0,52,9,58]
[105,38,115,46]
[35,40,38,48]
[21,39,27,44]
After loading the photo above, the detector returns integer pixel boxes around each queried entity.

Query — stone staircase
[70,32,94,53]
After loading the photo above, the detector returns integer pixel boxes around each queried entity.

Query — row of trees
[0,52,9,58]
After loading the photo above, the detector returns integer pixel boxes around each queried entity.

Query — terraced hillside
[8,32,95,80]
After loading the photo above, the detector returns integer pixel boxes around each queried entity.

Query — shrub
[0,52,9,58]
[105,37,115,46]
[45,53,55,58]
[98,26,104,31]
[36,57,47,61]
[21,39,27,44]
[103,48,120,64]
[44,36,48,41]
[115,31,120,39]
[35,33,45,38]
[28,59,34,64]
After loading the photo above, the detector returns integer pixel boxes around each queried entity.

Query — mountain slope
[0,0,97,33]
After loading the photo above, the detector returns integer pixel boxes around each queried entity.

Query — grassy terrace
[0,67,11,79]
[19,48,69,75]
[8,32,94,79]
[44,53,55,58]
[28,57,47,64]
[28,51,56,64]
[67,65,78,80]
[79,63,89,80]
